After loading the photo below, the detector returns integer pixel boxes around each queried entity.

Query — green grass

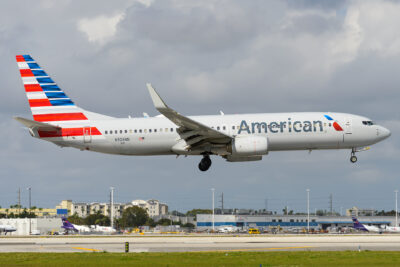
[1,251,400,267]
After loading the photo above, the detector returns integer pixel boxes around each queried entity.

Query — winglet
[146,83,168,111]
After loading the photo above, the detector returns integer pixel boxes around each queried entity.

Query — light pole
[306,189,310,233]
[110,187,114,229]
[211,188,215,232]
[395,190,398,228]
[27,187,31,235]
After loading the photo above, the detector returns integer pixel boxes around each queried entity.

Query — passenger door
[345,118,352,134]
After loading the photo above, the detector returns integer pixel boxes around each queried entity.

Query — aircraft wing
[14,117,61,131]
[147,83,232,151]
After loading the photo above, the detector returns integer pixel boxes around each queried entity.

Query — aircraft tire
[350,155,357,163]
[199,156,212,171]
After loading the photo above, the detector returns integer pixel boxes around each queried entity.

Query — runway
[2,235,400,252]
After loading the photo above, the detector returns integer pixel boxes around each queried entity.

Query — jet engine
[229,136,268,156]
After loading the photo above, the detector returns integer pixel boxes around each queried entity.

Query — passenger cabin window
[105,131,108,134]
[149,129,152,133]
[134,130,137,133]
[217,126,220,130]
[120,130,122,134]
[139,129,142,133]
[223,126,226,130]
[125,130,127,133]
[170,128,173,132]
[232,126,235,130]
[110,130,113,134]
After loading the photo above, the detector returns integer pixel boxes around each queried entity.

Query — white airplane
[352,217,382,233]
[14,55,391,171]
[0,224,17,235]
[217,225,239,233]
[381,225,400,233]
[61,217,116,234]
[91,225,117,233]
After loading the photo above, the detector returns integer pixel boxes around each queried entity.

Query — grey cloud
[285,0,348,10]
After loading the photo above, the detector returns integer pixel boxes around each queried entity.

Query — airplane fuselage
[15,55,391,171]
[45,112,389,157]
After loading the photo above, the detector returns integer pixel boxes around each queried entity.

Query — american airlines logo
[238,115,343,135]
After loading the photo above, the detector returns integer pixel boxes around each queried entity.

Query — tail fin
[16,55,113,124]
[352,217,367,231]
[61,216,76,230]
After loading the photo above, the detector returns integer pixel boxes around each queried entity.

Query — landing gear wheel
[350,155,357,163]
[198,155,212,171]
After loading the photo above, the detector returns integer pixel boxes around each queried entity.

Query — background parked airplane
[0,224,17,235]
[352,217,381,233]
[61,217,116,234]
[381,225,400,233]
[14,55,391,171]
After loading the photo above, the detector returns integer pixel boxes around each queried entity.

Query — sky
[1,0,399,214]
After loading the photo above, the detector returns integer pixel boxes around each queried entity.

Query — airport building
[0,208,61,217]
[0,218,61,235]
[196,214,396,230]
[65,199,168,218]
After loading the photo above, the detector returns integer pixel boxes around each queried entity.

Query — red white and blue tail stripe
[16,55,106,138]
[16,55,89,123]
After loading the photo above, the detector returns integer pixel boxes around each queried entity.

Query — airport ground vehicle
[248,228,260,234]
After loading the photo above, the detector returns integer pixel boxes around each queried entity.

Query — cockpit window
[362,121,374,126]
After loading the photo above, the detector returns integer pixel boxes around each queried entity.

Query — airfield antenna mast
[211,188,215,232]
[27,187,31,235]
[219,193,224,214]
[307,189,310,233]
[110,187,115,229]
[330,193,333,215]
[18,188,21,215]
[395,190,398,227]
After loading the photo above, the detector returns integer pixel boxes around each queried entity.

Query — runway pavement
[2,235,400,253]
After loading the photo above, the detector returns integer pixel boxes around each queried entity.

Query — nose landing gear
[350,149,357,163]
[198,155,212,171]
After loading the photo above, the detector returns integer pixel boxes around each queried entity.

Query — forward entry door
[345,118,352,134]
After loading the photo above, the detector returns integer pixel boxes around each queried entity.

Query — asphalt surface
[1,235,400,252]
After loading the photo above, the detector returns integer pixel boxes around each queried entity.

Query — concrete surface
[1,235,400,252]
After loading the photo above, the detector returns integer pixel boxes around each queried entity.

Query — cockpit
[362,121,374,126]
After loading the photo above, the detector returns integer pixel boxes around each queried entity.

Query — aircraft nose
[379,126,391,140]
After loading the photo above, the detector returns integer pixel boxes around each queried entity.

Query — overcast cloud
[1,0,399,214]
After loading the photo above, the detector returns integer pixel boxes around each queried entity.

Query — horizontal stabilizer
[14,116,61,131]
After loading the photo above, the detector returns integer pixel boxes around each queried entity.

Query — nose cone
[379,126,391,141]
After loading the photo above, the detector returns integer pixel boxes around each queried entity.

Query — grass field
[1,251,400,267]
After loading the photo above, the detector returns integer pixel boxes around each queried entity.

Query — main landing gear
[350,148,357,163]
[198,155,212,171]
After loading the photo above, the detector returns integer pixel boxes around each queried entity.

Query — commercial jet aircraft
[381,225,400,233]
[352,217,381,233]
[14,55,391,171]
[61,217,116,234]
[0,224,17,235]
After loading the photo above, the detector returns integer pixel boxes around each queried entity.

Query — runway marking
[196,246,315,252]
[71,247,100,252]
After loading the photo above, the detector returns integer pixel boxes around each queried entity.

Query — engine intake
[229,136,268,156]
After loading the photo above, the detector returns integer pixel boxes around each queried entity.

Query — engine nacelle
[229,136,268,156]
